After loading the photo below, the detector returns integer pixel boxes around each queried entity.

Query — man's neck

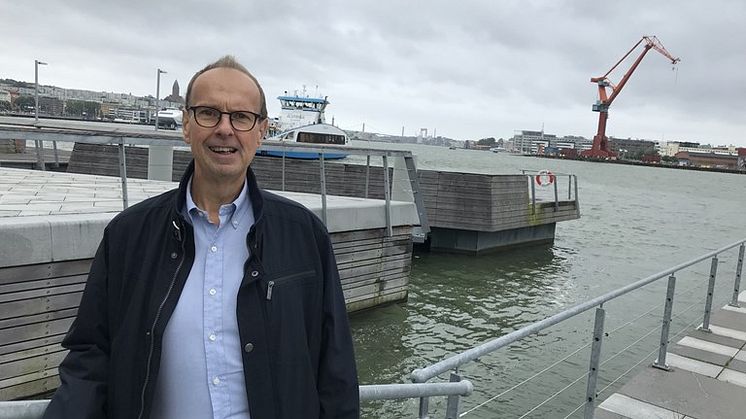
[190,172,245,225]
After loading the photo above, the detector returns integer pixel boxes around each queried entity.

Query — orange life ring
[536,170,555,187]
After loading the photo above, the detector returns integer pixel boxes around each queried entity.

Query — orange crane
[581,36,680,159]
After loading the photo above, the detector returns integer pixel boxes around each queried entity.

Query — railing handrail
[359,380,473,401]
[411,237,746,383]
[0,120,413,158]
[0,381,474,418]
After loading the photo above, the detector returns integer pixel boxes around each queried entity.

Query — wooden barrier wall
[0,226,411,400]
[67,144,579,233]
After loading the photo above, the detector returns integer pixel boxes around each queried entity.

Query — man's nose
[214,113,234,134]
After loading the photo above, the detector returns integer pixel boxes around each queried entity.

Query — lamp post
[148,68,172,180]
[34,59,48,171]
[154,68,166,130]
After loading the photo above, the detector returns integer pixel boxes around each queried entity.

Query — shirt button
[244,343,254,353]
[209,288,217,296]
[212,376,220,385]
[209,333,216,341]
[170,252,177,259]
[251,270,259,277]
[232,220,238,227]
[210,245,217,252]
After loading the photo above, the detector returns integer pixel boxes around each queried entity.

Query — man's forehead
[191,68,260,97]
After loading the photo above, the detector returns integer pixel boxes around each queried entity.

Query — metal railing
[0,119,430,238]
[400,238,745,418]
[522,169,579,214]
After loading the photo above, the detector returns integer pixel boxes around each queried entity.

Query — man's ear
[182,108,191,145]
[258,118,269,143]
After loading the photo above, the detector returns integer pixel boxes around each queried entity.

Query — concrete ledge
[0,168,417,267]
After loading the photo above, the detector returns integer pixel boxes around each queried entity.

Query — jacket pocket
[265,269,315,300]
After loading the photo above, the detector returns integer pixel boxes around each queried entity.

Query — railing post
[700,257,719,333]
[365,155,370,199]
[574,175,580,211]
[418,396,429,419]
[118,142,128,210]
[553,175,559,212]
[584,306,606,419]
[52,140,60,168]
[568,175,572,200]
[319,153,327,225]
[35,140,46,171]
[653,274,677,370]
[445,372,462,419]
[281,147,286,191]
[530,175,536,214]
[383,154,392,237]
[729,244,745,307]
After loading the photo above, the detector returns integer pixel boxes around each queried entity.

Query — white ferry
[261,89,348,160]
[155,108,183,130]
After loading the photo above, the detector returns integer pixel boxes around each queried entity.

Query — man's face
[183,67,267,183]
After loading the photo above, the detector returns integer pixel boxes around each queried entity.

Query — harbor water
[345,141,746,418]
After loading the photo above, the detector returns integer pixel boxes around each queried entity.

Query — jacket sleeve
[316,227,360,418]
[43,230,111,419]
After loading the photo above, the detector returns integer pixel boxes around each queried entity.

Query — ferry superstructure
[262,89,348,160]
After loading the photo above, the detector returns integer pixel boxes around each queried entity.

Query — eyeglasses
[188,106,264,131]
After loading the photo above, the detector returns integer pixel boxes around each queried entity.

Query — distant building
[511,130,592,155]
[675,151,739,169]
[608,137,656,158]
[0,90,10,104]
[664,141,738,157]
[39,96,64,116]
[162,80,184,105]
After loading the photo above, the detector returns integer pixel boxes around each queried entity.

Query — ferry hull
[258,150,347,160]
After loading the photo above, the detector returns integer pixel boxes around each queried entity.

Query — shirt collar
[185,176,250,228]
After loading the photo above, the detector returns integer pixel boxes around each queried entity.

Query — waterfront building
[511,130,593,154]
[664,141,739,157]
[608,137,656,158]
[674,151,739,169]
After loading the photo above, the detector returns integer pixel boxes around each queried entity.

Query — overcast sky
[2,0,745,146]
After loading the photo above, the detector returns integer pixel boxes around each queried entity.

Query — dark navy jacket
[44,162,360,419]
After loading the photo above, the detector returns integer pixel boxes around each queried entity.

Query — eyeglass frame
[187,106,265,132]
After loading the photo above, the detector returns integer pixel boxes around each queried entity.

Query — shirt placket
[203,215,228,416]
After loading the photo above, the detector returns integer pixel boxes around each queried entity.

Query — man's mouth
[209,146,237,154]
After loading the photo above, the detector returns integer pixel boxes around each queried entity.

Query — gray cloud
[1,0,744,145]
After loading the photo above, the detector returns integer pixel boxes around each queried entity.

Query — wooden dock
[67,143,581,253]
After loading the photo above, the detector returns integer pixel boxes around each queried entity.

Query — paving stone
[725,358,746,374]
[617,358,746,419]
[710,310,746,333]
[688,328,746,348]
[669,343,732,367]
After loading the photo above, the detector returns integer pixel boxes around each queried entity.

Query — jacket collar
[174,160,265,227]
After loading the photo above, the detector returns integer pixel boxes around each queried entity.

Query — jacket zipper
[265,269,314,300]
[136,221,186,419]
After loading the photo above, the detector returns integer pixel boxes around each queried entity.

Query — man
[44,56,360,419]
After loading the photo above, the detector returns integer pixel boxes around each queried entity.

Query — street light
[34,60,47,123]
[34,59,48,171]
[154,68,166,131]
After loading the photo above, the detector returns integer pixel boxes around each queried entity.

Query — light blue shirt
[151,177,253,419]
